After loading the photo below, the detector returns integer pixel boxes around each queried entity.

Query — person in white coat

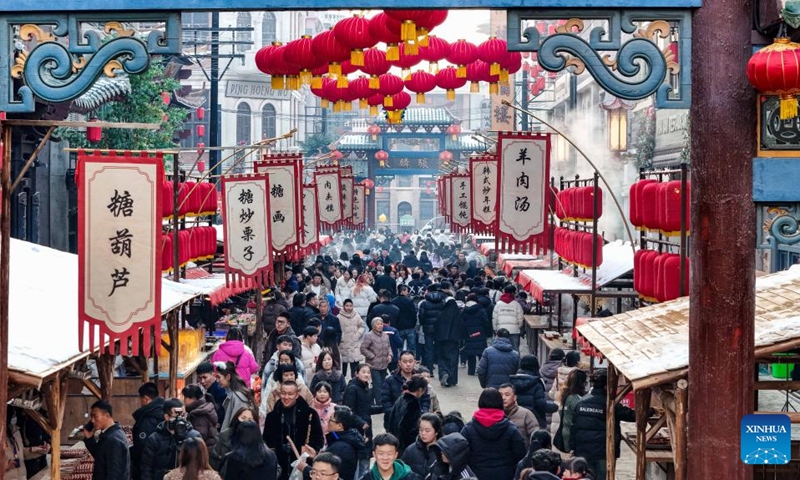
[350,274,378,319]
[492,285,524,351]
[335,270,356,307]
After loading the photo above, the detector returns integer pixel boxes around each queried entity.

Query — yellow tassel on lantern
[370,105,378,115]
[489,83,499,95]
[289,76,300,90]
[406,41,419,56]
[780,95,798,120]
[457,65,467,78]
[337,76,349,88]
[300,70,312,85]
[359,98,368,109]
[387,44,400,61]
[446,89,455,101]
[271,76,285,90]
[321,99,330,109]
[384,96,394,107]
[500,69,509,83]
[351,49,364,67]
[329,63,342,77]
[311,76,323,89]
[416,93,425,103]
[490,62,500,76]
[369,75,379,89]
[470,81,480,93]
[333,101,341,113]
[380,160,386,167]
[402,20,416,42]
[419,29,429,47]
[428,61,439,74]
[344,101,353,111]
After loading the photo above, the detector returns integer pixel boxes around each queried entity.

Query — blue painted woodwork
[753,158,800,202]
[756,204,800,271]
[1,0,703,12]
[507,9,692,109]
[0,12,180,112]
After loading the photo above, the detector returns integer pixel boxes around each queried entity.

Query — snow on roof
[9,239,203,380]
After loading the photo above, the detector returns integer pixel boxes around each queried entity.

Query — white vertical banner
[470,154,498,232]
[301,184,319,249]
[353,184,366,228]
[222,174,273,286]
[341,174,354,226]
[315,167,343,229]
[254,158,300,254]
[496,131,551,253]
[450,173,471,233]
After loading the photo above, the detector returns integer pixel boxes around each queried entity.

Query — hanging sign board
[301,184,319,250]
[451,173,472,233]
[470,154,498,233]
[353,184,366,229]
[315,166,343,229]
[340,167,354,227]
[254,154,302,255]
[78,150,163,355]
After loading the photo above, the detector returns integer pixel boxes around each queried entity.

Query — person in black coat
[264,383,325,480]
[417,252,433,273]
[289,294,315,334]
[476,329,520,388]
[387,376,428,454]
[510,355,558,429]
[392,285,418,352]
[83,400,130,480]
[460,389,525,480]
[417,286,448,371]
[461,295,491,376]
[570,369,639,480]
[131,383,164,480]
[401,413,442,479]
[343,365,374,432]
[222,421,279,480]
[141,399,203,480]
[309,406,368,480]
[433,298,467,387]
[368,290,401,327]
[381,352,431,429]
[374,272,397,298]
[402,251,420,269]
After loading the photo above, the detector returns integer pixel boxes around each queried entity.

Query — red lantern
[629,179,657,228]
[638,250,660,302]
[86,117,102,143]
[162,233,173,273]
[415,10,448,47]
[367,124,381,140]
[378,73,404,107]
[361,48,391,89]
[375,150,389,167]
[661,180,690,236]
[480,59,501,95]
[500,51,523,83]
[284,35,323,84]
[333,14,376,67]
[640,182,661,231]
[196,124,205,137]
[196,142,205,156]
[349,75,375,109]
[162,181,174,219]
[419,35,450,73]
[446,39,478,78]
[477,36,508,77]
[405,69,437,103]
[446,124,461,141]
[439,150,453,163]
[367,93,385,116]
[196,107,205,120]
[384,10,429,50]
[369,13,403,61]
[466,61,486,93]
[312,29,351,77]
[197,160,205,174]
[362,178,375,196]
[392,42,422,75]
[383,91,411,124]
[436,66,467,101]
[256,42,288,89]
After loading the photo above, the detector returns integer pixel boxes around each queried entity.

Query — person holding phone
[83,400,131,480]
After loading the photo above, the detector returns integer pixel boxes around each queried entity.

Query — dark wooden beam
[0,125,12,472]
[96,354,115,400]
[606,366,619,480]
[635,389,652,480]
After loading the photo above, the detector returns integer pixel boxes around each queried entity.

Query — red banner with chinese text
[221,174,274,288]
[496,131,551,254]
[254,153,303,261]
[77,150,162,356]
[315,166,343,231]
[470,154,498,234]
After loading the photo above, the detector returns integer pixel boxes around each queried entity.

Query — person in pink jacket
[211,327,259,387]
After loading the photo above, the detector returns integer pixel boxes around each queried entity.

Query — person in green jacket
[359,433,421,480]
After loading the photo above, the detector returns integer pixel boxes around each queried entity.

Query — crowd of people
[64,228,637,480]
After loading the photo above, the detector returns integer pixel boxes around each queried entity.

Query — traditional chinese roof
[375,107,458,126]
[338,132,487,152]
[338,134,378,150]
[446,135,488,152]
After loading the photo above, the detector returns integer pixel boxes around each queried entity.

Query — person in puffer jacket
[211,327,260,387]
[429,432,475,480]
[510,355,558,429]
[492,285,524,351]
[539,348,565,395]
[460,388,525,480]
[417,285,448,371]
[476,329,520,388]
[461,295,492,376]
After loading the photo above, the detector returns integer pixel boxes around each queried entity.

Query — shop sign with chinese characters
[340,167,354,227]
[78,151,162,355]
[301,184,319,249]
[353,184,366,228]
[254,154,302,255]
[496,131,551,253]
[221,174,273,286]
[450,173,471,233]
[470,154,498,233]
[315,166,343,229]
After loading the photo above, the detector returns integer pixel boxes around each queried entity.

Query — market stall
[576,265,800,480]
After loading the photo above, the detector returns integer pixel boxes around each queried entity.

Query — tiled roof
[338,134,378,149]
[338,132,488,152]
[375,107,457,126]
[446,135,488,152]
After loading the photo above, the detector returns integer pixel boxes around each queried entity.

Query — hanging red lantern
[369,13,403,61]
[312,29,351,78]
[629,179,657,229]
[333,14,377,67]
[367,93,385,116]
[466,61,486,93]
[480,60,501,95]
[500,51,523,84]
[361,48,391,89]
[383,91,411,124]
[375,149,389,167]
[310,65,329,89]
[378,73,404,107]
[197,160,205,174]
[335,60,358,88]
[349,75,375,109]
[196,142,205,156]
[415,10,448,47]
[477,36,507,77]
[419,35,450,73]
[362,178,375,196]
[446,124,461,141]
[747,35,800,119]
[196,106,205,120]
[256,42,287,89]
[162,233,173,273]
[384,10,429,51]
[284,35,323,85]
[640,181,661,231]
[196,124,205,137]
[439,150,453,163]
[86,117,102,143]
[436,66,467,101]
[392,42,422,76]
[661,179,691,236]
[446,39,478,78]
[405,69,437,103]
[367,123,381,140]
